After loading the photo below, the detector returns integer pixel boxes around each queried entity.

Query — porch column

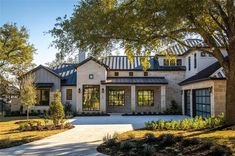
[182,90,185,115]
[160,85,166,112]
[100,85,106,112]
[131,85,136,112]
[190,89,193,117]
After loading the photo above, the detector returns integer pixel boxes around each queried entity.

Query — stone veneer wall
[106,86,131,113]
[135,86,161,113]
[213,80,226,116]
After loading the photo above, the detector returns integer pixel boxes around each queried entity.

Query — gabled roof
[179,61,226,86]
[52,64,78,86]
[76,56,109,69]
[24,65,62,79]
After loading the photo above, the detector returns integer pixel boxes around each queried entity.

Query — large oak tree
[0,23,35,96]
[50,0,235,123]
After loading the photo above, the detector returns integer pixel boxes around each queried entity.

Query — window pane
[83,85,100,111]
[66,89,72,100]
[108,90,125,106]
[137,90,154,107]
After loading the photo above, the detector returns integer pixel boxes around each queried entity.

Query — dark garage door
[193,89,211,118]
[184,90,191,116]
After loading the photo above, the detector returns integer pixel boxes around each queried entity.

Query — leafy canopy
[50,0,235,72]
[0,23,35,95]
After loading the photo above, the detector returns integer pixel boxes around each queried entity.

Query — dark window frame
[108,89,125,106]
[137,90,154,107]
[176,59,182,66]
[114,72,119,76]
[188,56,191,71]
[66,89,72,100]
[201,52,206,57]
[144,72,148,76]
[129,72,133,76]
[82,85,100,111]
[194,53,197,69]
[36,89,50,106]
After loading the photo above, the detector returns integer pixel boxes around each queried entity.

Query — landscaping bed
[98,133,232,156]
[0,116,73,149]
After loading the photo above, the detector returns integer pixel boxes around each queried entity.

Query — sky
[0,0,79,65]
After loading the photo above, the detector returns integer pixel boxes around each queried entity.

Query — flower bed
[97,133,232,156]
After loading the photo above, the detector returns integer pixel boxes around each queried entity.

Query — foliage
[98,132,232,156]
[164,100,182,115]
[49,91,65,126]
[0,23,35,96]
[145,113,225,130]
[144,133,155,142]
[20,75,37,120]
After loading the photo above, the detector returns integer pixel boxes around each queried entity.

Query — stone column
[182,90,185,115]
[190,89,193,117]
[131,85,136,112]
[160,85,166,112]
[100,85,106,113]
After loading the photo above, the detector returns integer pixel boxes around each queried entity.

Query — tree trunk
[27,107,29,121]
[225,49,235,124]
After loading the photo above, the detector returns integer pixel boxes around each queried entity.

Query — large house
[17,39,227,118]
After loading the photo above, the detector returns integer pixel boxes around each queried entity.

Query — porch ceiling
[34,83,54,88]
[101,77,168,84]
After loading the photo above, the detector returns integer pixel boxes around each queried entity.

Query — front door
[193,88,211,118]
[82,85,100,111]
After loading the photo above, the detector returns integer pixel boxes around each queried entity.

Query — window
[188,56,191,71]
[36,89,50,106]
[114,72,119,76]
[208,53,213,57]
[129,72,133,76]
[89,74,94,79]
[164,59,177,66]
[83,85,100,111]
[194,53,197,69]
[163,59,170,66]
[201,52,206,57]
[194,89,211,118]
[176,59,182,66]
[137,90,154,106]
[108,90,125,106]
[144,72,148,76]
[66,89,72,100]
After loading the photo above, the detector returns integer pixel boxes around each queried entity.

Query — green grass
[118,129,235,155]
[0,116,66,149]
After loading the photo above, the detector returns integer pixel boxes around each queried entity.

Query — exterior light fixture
[78,88,81,93]
[209,87,213,93]
[102,88,104,93]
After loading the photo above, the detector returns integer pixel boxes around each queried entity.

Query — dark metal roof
[52,64,78,86]
[100,56,185,71]
[34,83,54,88]
[179,61,225,86]
[101,77,168,84]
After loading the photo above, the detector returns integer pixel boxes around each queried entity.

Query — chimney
[78,51,87,63]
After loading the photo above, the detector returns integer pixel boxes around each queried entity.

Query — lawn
[118,129,235,155]
[0,116,66,149]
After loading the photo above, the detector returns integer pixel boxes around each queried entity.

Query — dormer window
[129,72,133,76]
[176,59,182,66]
[144,72,148,76]
[114,72,119,76]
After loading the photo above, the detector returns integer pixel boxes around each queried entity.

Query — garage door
[193,89,211,118]
[184,90,191,116]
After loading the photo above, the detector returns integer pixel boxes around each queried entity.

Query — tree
[0,23,35,96]
[20,75,37,120]
[49,91,65,126]
[50,0,235,124]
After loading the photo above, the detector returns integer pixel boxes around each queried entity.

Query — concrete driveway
[0,115,187,156]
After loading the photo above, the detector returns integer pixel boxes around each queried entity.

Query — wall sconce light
[78,88,81,93]
[209,87,213,93]
[102,88,104,93]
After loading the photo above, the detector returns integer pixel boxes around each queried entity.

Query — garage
[193,88,211,118]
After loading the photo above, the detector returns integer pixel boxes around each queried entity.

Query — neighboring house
[20,39,226,117]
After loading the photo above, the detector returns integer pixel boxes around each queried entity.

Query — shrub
[49,91,65,126]
[120,140,136,151]
[142,144,156,156]
[144,133,155,142]
[64,101,72,117]
[159,134,175,146]
[144,113,225,130]
[164,100,181,115]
